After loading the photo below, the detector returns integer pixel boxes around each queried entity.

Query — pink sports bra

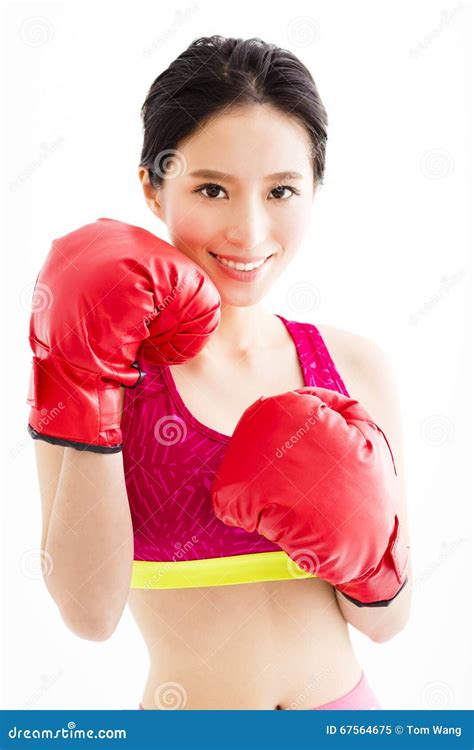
[121,314,349,590]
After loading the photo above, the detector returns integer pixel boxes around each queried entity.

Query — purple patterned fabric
[121,315,349,562]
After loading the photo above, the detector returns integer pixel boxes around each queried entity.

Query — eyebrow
[188,169,304,182]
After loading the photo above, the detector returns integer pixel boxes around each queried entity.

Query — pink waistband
[311,671,382,710]
[138,672,381,710]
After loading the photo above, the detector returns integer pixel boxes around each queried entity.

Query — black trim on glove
[337,577,409,608]
[27,424,123,453]
[129,361,146,388]
[26,360,146,454]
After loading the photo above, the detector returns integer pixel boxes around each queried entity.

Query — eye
[269,185,300,200]
[193,183,227,200]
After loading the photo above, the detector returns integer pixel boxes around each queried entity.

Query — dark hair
[139,35,328,190]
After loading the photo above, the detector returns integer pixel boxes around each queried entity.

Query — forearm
[335,556,413,642]
[44,448,134,641]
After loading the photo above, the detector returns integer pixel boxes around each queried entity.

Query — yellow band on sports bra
[131,550,317,589]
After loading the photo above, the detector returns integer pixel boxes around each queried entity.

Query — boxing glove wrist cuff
[27,353,142,452]
[337,576,409,608]
[27,423,123,453]
[335,516,409,607]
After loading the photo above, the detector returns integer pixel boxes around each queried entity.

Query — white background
[2,0,472,710]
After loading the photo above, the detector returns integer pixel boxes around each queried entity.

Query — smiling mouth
[208,251,274,271]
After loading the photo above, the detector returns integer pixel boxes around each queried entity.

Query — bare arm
[35,388,133,641]
[320,326,413,642]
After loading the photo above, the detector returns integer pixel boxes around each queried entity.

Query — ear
[138,167,164,222]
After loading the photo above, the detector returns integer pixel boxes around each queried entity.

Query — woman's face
[139,104,317,307]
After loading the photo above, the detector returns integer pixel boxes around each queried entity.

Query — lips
[207,250,274,282]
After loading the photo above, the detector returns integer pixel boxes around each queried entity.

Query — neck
[205,303,273,359]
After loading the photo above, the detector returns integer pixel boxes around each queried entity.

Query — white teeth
[212,254,268,271]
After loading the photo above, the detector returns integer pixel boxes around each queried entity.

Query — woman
[30,35,412,710]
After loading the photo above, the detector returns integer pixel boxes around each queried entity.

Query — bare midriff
[127,576,362,710]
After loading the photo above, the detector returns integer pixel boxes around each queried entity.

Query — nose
[223,197,268,251]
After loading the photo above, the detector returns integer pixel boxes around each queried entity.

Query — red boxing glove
[27,217,221,453]
[212,387,409,607]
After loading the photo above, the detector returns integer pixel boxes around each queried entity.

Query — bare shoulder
[316,322,402,458]
[315,322,389,377]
